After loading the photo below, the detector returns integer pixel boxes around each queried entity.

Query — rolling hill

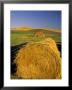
[11,27,61,46]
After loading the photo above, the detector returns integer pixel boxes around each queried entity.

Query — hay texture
[15,38,61,79]
[35,31,45,38]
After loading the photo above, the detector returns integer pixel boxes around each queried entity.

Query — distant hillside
[11,27,61,34]
[11,27,32,31]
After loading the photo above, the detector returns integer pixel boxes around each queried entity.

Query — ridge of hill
[11,27,61,34]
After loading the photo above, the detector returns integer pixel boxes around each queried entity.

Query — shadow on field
[11,42,61,76]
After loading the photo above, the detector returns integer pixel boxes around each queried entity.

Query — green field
[11,29,61,46]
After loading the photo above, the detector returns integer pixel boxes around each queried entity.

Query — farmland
[11,28,61,79]
[11,28,61,46]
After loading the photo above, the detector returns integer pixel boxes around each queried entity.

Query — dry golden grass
[14,38,61,79]
[11,27,32,31]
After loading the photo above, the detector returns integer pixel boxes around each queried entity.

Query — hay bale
[41,38,60,57]
[15,38,61,79]
[35,31,45,38]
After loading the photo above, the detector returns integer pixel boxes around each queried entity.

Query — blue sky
[11,11,61,30]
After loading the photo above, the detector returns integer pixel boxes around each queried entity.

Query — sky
[11,11,61,30]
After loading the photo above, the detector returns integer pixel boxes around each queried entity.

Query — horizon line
[11,26,61,30]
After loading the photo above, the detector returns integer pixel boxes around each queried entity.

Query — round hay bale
[35,31,45,38]
[15,38,61,79]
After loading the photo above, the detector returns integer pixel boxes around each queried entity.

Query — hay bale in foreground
[15,38,61,79]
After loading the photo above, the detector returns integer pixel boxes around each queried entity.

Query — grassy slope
[11,29,61,46]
